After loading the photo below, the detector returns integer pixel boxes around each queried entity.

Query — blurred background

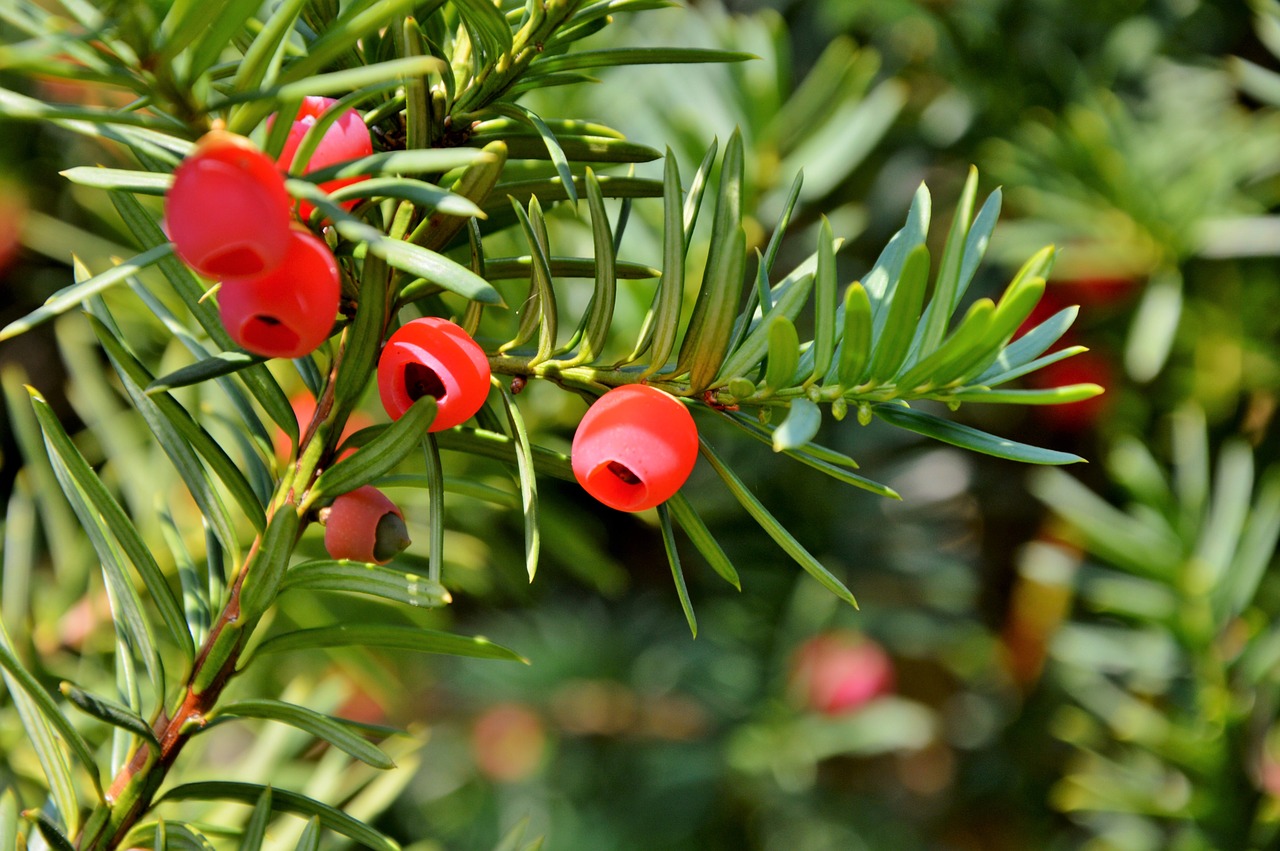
[4,0,1280,849]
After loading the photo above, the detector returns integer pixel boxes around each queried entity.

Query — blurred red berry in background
[1052,274,1137,309]
[1015,290,1072,342]
[471,703,547,783]
[788,631,894,716]
[323,485,410,565]
[0,182,27,277]
[272,96,373,220]
[166,131,293,278]
[218,228,340,359]
[377,317,491,431]
[1015,271,1138,344]
[1025,349,1113,433]
[273,392,375,462]
[571,384,699,513]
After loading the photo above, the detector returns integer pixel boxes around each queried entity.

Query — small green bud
[727,377,756,400]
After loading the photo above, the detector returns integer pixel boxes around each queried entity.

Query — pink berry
[377,318,491,431]
[471,703,547,783]
[571,385,698,513]
[788,631,894,716]
[217,228,340,359]
[323,486,410,565]
[272,96,373,220]
[166,130,293,278]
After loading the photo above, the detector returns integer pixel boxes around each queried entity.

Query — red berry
[377,318,491,431]
[471,703,547,783]
[1015,289,1074,342]
[1054,274,1137,308]
[166,130,293,278]
[272,96,373,220]
[0,181,26,277]
[323,485,410,565]
[788,631,894,716]
[571,385,698,512]
[218,228,340,359]
[1027,350,1112,433]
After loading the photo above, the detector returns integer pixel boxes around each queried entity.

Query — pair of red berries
[322,329,697,562]
[376,318,699,513]
[380,326,699,513]
[378,321,699,512]
[165,98,373,359]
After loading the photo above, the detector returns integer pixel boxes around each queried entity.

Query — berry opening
[586,460,649,511]
[241,314,301,357]
[404,362,447,401]
[606,461,641,485]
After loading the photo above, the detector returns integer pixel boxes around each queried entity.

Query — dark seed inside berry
[242,314,300,356]
[606,461,641,485]
[373,511,411,563]
[404,362,447,401]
